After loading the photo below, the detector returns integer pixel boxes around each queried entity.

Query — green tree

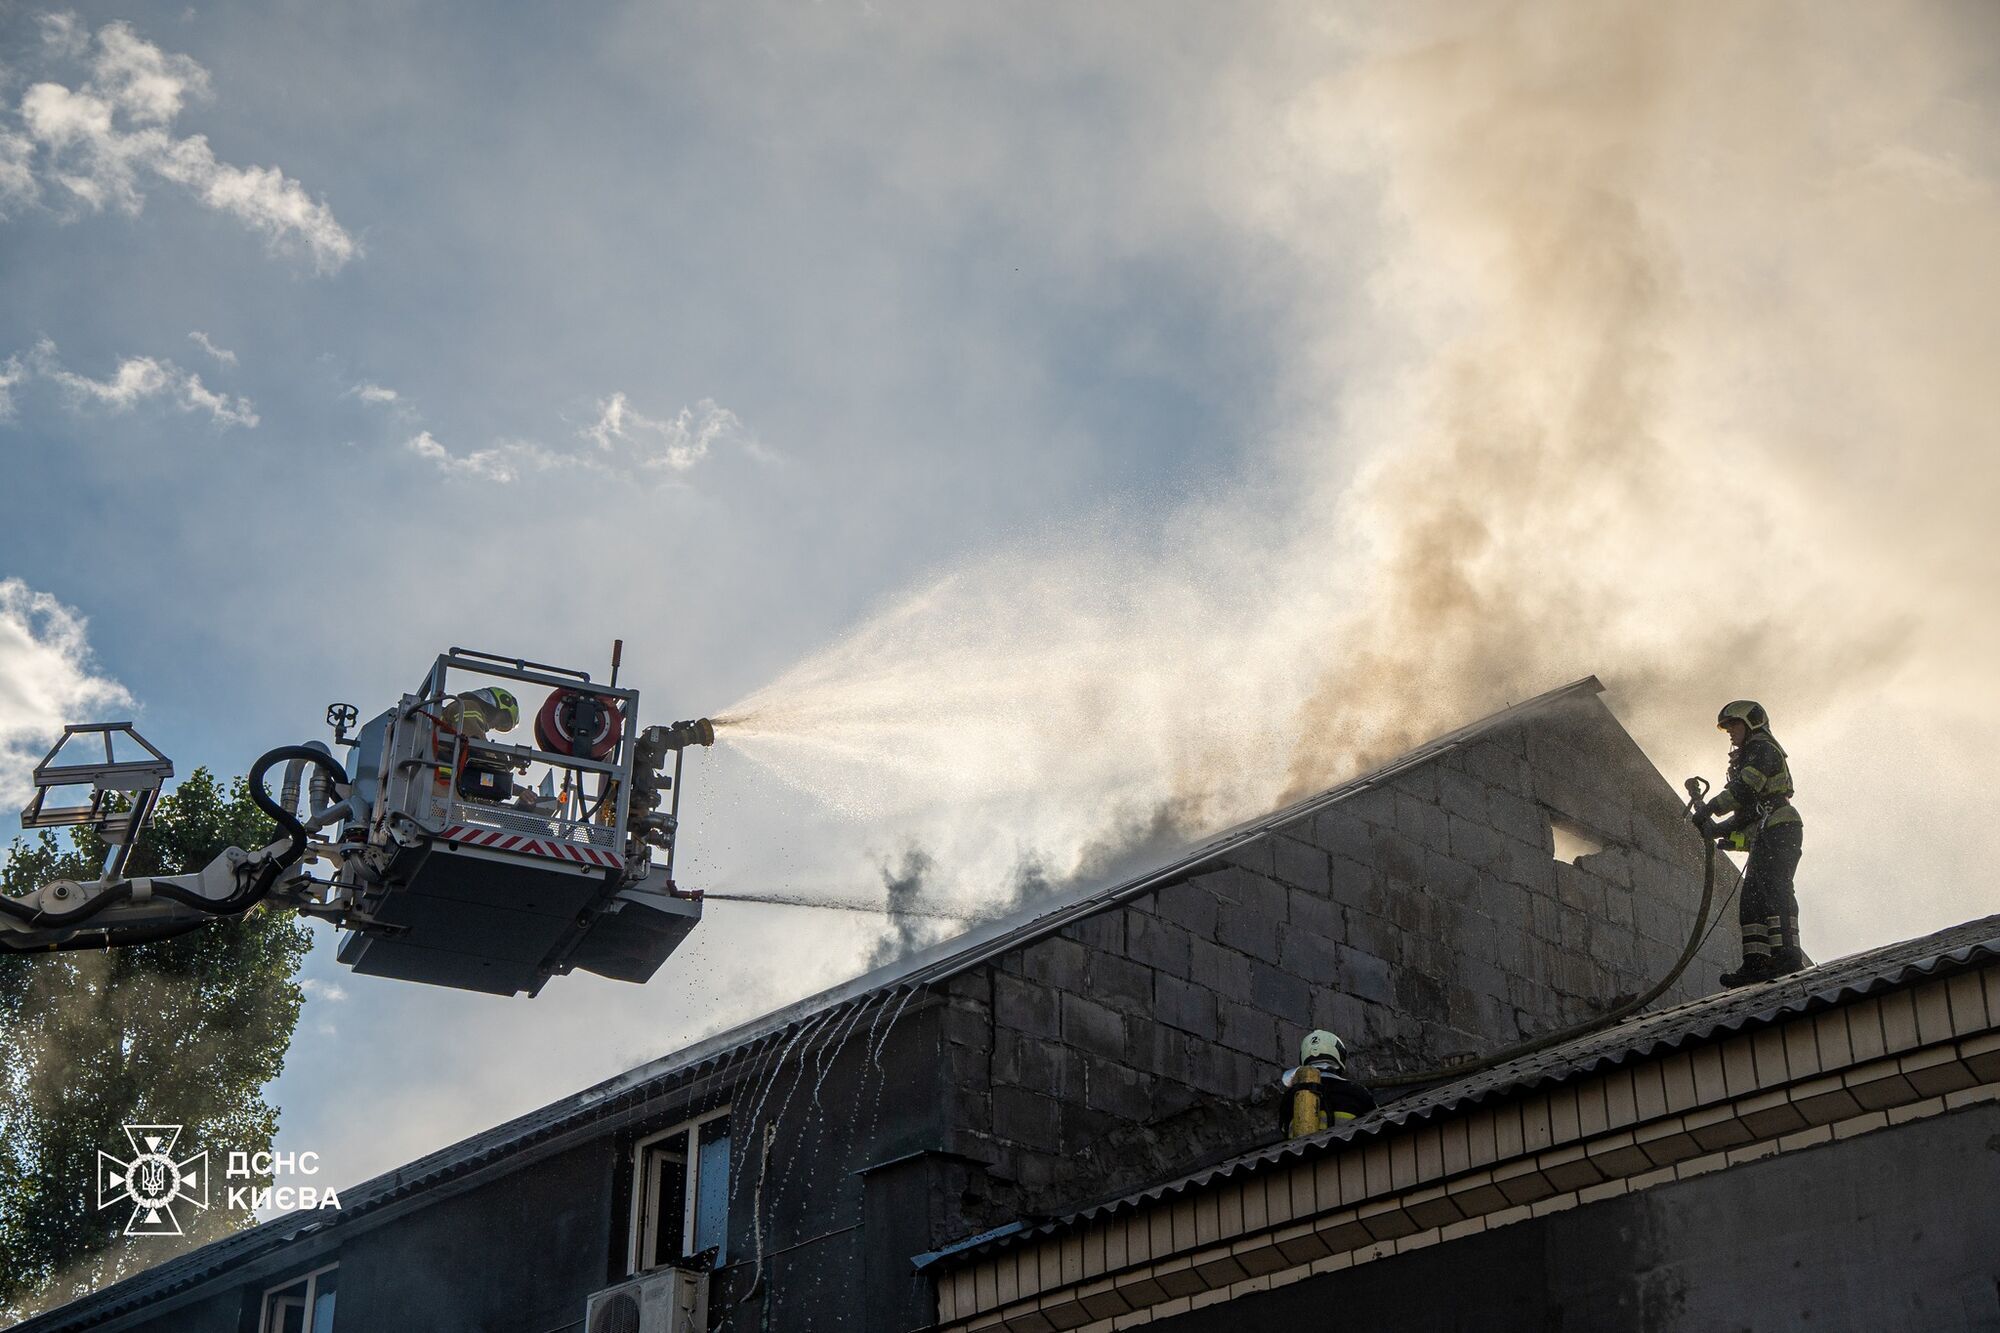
[0,769,311,1319]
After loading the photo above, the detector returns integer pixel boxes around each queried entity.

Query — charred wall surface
[938,693,1738,1232]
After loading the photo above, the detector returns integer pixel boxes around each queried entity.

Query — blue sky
[4,2,1998,1194]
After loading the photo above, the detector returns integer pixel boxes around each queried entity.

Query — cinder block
[1207,865,1290,920]
[1154,974,1218,1040]
[1342,908,1404,962]
[1189,939,1255,1002]
[1218,1000,1280,1063]
[1128,913,1193,977]
[1272,836,1332,895]
[1154,879,1222,938]
[1279,924,1341,986]
[1251,960,1313,1018]
[1370,828,1426,886]
[1462,737,1531,792]
[1219,837,1277,879]
[1023,937,1091,992]
[1394,790,1451,849]
[1084,1057,1153,1121]
[1063,912,1125,955]
[1423,851,1480,902]
[1311,809,1375,867]
[1485,786,1545,849]
[1336,945,1397,1008]
[994,1085,1061,1147]
[1090,952,1154,1013]
[1062,994,1127,1058]
[1287,887,1340,940]
[1216,908,1280,961]
[996,974,1062,1040]
[1448,808,1504,872]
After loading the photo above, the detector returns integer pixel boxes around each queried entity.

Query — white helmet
[1300,1029,1347,1069]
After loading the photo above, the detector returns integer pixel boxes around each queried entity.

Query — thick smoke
[721,1,2000,931]
[865,848,939,967]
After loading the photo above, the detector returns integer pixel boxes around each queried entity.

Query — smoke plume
[720,1,2000,924]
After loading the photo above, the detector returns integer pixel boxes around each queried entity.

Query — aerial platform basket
[332,648,704,997]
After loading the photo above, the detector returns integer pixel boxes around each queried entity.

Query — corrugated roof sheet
[921,910,2000,1268]
[18,677,1610,1330]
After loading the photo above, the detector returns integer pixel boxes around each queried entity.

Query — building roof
[20,676,1612,1330]
[918,909,2000,1268]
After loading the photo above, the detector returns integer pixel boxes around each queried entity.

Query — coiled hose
[0,746,349,952]
[1369,833,1718,1090]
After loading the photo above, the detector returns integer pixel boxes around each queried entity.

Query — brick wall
[940,692,1739,1225]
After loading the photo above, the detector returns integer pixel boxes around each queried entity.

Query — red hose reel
[534,689,624,759]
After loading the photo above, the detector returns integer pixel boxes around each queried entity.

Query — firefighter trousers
[1739,820,1803,962]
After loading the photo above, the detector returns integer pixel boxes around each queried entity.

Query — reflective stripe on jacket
[1711,731,1802,835]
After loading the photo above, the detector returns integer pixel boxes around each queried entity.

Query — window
[629,1108,730,1273]
[259,1264,337,1333]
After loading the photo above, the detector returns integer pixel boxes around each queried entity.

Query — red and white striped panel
[441,824,623,870]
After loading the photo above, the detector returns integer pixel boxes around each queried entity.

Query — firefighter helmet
[1300,1029,1347,1070]
[463,687,521,733]
[1717,700,1769,732]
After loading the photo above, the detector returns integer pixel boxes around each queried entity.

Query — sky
[2,1,1997,1199]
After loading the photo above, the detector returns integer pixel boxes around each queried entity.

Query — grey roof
[18,676,1609,1330]
[919,910,2000,1269]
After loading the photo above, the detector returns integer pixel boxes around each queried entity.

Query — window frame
[256,1262,338,1333]
[627,1105,730,1275]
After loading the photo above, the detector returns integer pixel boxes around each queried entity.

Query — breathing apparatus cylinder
[1287,1065,1327,1138]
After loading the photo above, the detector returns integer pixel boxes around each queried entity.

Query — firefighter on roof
[1692,700,1805,987]
[1280,1029,1377,1137]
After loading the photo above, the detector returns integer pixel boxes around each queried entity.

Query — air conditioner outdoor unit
[584,1266,708,1333]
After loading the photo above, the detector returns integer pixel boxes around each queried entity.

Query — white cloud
[396,392,757,487]
[582,391,760,470]
[25,336,258,427]
[0,355,22,420]
[178,370,257,427]
[349,382,398,405]
[186,330,236,366]
[406,429,538,483]
[299,978,349,1003]
[36,13,90,61]
[0,127,37,217]
[91,19,209,125]
[6,20,355,270]
[0,578,132,805]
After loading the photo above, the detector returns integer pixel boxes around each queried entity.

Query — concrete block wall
[941,693,1738,1224]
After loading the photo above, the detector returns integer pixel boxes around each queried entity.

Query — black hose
[228,745,349,913]
[1369,834,1719,1090]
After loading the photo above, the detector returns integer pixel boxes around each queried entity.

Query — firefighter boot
[1719,953,1779,989]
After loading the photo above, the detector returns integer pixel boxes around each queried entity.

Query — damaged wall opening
[1548,814,1608,865]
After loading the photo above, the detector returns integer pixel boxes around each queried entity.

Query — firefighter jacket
[1709,730,1801,847]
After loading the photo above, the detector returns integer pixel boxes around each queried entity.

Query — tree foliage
[0,769,311,1318]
